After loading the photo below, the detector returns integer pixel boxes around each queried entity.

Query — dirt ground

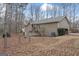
[0,33,79,56]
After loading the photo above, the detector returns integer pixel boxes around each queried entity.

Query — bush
[51,32,56,37]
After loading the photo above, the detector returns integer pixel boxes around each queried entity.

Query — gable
[58,17,69,29]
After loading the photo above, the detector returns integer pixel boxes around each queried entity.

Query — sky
[1,3,79,22]
[24,3,79,22]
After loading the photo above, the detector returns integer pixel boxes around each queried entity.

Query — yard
[0,33,79,56]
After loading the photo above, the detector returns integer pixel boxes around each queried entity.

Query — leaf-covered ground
[0,34,79,56]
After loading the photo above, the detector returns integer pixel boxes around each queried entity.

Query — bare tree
[30,4,33,22]
[3,3,8,48]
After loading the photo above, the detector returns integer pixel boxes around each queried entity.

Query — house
[24,16,70,36]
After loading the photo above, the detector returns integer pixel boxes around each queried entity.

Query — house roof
[31,16,69,24]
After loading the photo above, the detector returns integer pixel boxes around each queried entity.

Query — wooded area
[0,3,79,34]
[0,3,79,56]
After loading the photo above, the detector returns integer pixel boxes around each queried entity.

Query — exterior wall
[58,18,69,30]
[39,23,58,36]
[24,18,69,36]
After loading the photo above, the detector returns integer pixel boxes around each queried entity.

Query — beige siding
[39,23,58,36]
[58,18,69,30]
